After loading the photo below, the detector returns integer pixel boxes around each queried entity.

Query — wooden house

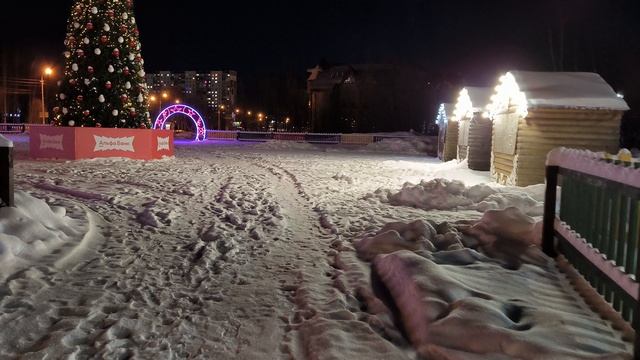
[453,87,494,170]
[436,103,456,161]
[488,71,629,186]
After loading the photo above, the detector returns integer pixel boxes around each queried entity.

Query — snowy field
[0,135,632,359]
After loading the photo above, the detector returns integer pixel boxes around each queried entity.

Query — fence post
[542,165,559,257]
[0,134,14,207]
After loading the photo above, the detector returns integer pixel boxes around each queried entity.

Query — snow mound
[363,137,435,155]
[373,250,630,359]
[0,191,83,279]
[372,179,543,216]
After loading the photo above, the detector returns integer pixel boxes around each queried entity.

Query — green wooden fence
[543,150,640,357]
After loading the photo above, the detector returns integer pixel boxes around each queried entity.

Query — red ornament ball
[107,9,115,18]
[83,110,90,117]
[121,94,128,101]
[86,22,94,30]
[96,123,102,128]
[76,49,85,57]
[130,110,136,117]
[77,95,84,101]
[69,79,77,85]
[105,81,112,89]
[112,49,120,57]
[139,123,147,129]
[120,25,128,33]
[123,68,130,76]
[100,35,108,44]
[87,66,94,73]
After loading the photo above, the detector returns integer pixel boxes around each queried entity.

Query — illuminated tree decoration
[153,105,207,141]
[54,0,150,128]
[486,72,529,119]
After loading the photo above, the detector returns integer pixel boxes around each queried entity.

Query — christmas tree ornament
[105,81,112,89]
[87,66,94,73]
[98,94,106,103]
[118,36,125,44]
[125,81,131,89]
[77,95,84,101]
[137,94,144,102]
[83,110,91,116]
[69,79,77,85]
[94,48,101,55]
[121,94,128,101]
[122,13,128,19]
[112,109,119,116]
[103,23,111,31]
[72,63,79,71]
[83,37,90,44]
[63,107,69,114]
[73,22,80,28]
[107,9,114,18]
[68,120,75,126]
[59,93,67,100]
[100,35,108,43]
[112,48,120,57]
[64,51,71,58]
[84,78,91,85]
[108,64,115,73]
[96,123,102,127]
[86,22,94,30]
[77,49,85,57]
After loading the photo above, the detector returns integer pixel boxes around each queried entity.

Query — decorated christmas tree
[54,0,150,128]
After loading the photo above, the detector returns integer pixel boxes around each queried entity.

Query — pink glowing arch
[153,104,207,141]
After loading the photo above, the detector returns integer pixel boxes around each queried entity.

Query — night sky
[2,0,640,138]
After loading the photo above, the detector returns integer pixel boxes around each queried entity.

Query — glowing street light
[162,92,169,99]
[150,95,157,102]
[217,105,226,130]
[175,99,181,104]
[40,67,54,124]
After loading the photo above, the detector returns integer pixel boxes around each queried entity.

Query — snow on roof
[509,71,629,111]
[453,87,493,120]
[0,134,13,147]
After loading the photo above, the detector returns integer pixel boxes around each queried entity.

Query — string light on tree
[54,0,150,128]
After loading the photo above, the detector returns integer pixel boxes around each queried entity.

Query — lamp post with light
[40,67,53,124]
[217,105,225,130]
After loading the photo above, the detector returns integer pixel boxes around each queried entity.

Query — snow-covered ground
[0,135,632,359]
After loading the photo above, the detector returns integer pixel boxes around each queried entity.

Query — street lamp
[41,67,53,124]
[175,99,181,104]
[218,105,226,130]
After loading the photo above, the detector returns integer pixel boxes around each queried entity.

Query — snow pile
[370,178,543,216]
[0,134,13,147]
[359,208,629,358]
[372,249,630,359]
[0,191,82,279]
[363,137,436,155]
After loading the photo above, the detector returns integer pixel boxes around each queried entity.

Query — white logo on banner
[40,134,64,151]
[93,135,135,152]
[157,136,170,151]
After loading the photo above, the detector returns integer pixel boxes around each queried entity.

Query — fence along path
[543,147,640,357]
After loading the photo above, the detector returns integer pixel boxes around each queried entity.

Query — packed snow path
[1,138,631,359]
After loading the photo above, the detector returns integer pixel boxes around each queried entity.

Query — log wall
[492,108,623,186]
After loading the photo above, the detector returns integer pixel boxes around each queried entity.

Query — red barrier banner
[30,127,174,160]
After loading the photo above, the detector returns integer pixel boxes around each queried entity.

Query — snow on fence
[543,147,640,355]
[207,130,426,146]
[0,134,14,207]
[0,123,27,134]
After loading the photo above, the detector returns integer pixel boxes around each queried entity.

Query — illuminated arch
[153,104,207,141]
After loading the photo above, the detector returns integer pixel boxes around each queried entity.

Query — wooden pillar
[542,165,559,257]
